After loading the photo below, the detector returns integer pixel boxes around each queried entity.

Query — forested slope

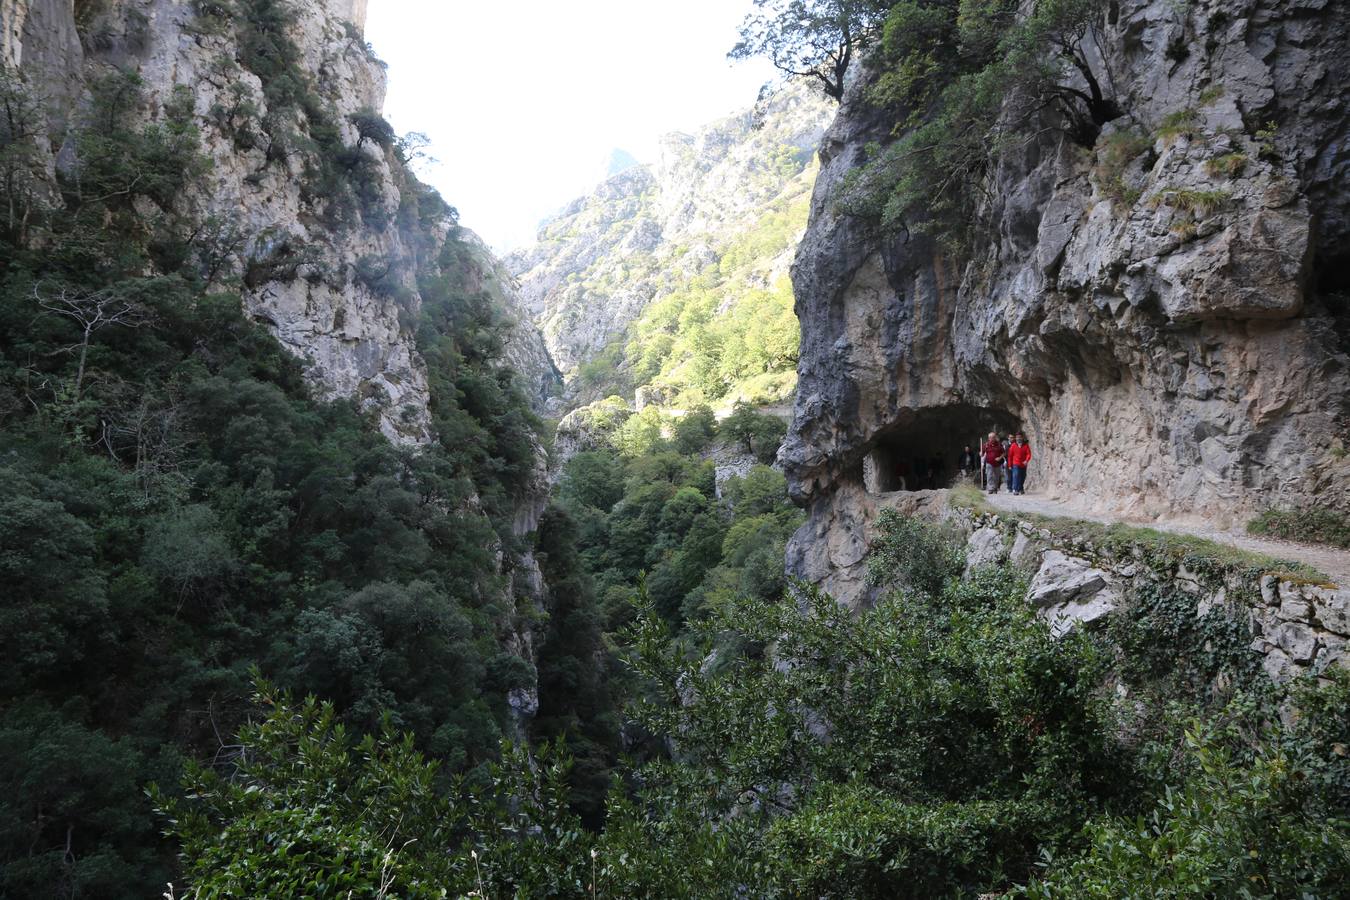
[0,1,588,894]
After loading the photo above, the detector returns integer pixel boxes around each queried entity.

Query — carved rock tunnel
[860,404,1023,493]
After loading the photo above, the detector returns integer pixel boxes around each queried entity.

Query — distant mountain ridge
[507,85,834,412]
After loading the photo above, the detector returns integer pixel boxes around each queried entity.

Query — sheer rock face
[784,0,1350,602]
[506,86,834,386]
[6,0,553,440]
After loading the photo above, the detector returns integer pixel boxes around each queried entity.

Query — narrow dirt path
[981,490,1350,587]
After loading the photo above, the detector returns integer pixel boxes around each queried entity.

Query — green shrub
[1092,129,1151,207]
[1203,151,1247,178]
[768,786,1059,898]
[1249,506,1350,549]
[842,0,1122,247]
[866,507,966,597]
[1028,726,1350,898]
[1155,107,1199,143]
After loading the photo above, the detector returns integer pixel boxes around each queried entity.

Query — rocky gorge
[508,84,831,405]
[5,0,553,442]
[3,0,1350,894]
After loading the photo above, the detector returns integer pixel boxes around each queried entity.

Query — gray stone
[965,527,1007,573]
[1263,648,1297,684]
[508,687,539,718]
[1313,589,1350,636]
[1314,641,1349,675]
[1197,587,1226,618]
[1009,531,1043,571]
[1278,581,1307,604]
[1028,551,1121,637]
[1277,598,1312,622]
[1272,621,1319,663]
[1175,564,1204,594]
[1260,575,1279,605]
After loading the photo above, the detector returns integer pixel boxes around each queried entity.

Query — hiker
[958,445,976,479]
[982,432,1005,493]
[1008,432,1032,495]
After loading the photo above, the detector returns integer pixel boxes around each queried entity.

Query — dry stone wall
[953,506,1350,683]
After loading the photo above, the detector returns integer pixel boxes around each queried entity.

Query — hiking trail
[982,491,1350,587]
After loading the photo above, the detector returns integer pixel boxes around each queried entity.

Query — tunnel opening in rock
[863,404,1022,493]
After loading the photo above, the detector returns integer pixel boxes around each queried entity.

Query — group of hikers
[957,431,1033,495]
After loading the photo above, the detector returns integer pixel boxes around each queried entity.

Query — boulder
[1271,621,1318,663]
[964,526,1007,573]
[1008,530,1043,572]
[1027,551,1121,637]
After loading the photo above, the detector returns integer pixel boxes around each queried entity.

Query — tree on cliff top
[730,0,892,100]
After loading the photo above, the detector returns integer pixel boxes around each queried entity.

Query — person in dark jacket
[982,432,1005,493]
[958,445,976,479]
[1008,432,1032,495]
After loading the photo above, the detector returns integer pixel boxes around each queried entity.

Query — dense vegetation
[7,1,1349,897]
[161,513,1350,896]
[0,5,582,891]
[556,404,798,633]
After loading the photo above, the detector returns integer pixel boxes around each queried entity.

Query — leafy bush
[1204,151,1247,179]
[722,401,788,462]
[1092,129,1151,207]
[865,506,966,597]
[1155,106,1199,144]
[155,516,1350,898]
[1028,725,1350,898]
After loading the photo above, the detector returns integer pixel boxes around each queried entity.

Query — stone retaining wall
[950,508,1350,683]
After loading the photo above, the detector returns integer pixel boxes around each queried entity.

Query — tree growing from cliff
[730,0,893,100]
[842,0,1122,246]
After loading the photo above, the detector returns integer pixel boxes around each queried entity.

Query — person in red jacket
[981,432,1005,493]
[1008,433,1032,495]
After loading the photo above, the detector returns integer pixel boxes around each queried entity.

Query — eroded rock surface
[1027,551,1122,637]
[785,0,1350,600]
[6,0,553,440]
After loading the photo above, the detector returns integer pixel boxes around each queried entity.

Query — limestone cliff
[2,0,558,733]
[4,0,554,440]
[507,86,834,401]
[784,0,1350,601]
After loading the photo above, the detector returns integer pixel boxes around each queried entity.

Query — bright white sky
[365,0,776,253]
